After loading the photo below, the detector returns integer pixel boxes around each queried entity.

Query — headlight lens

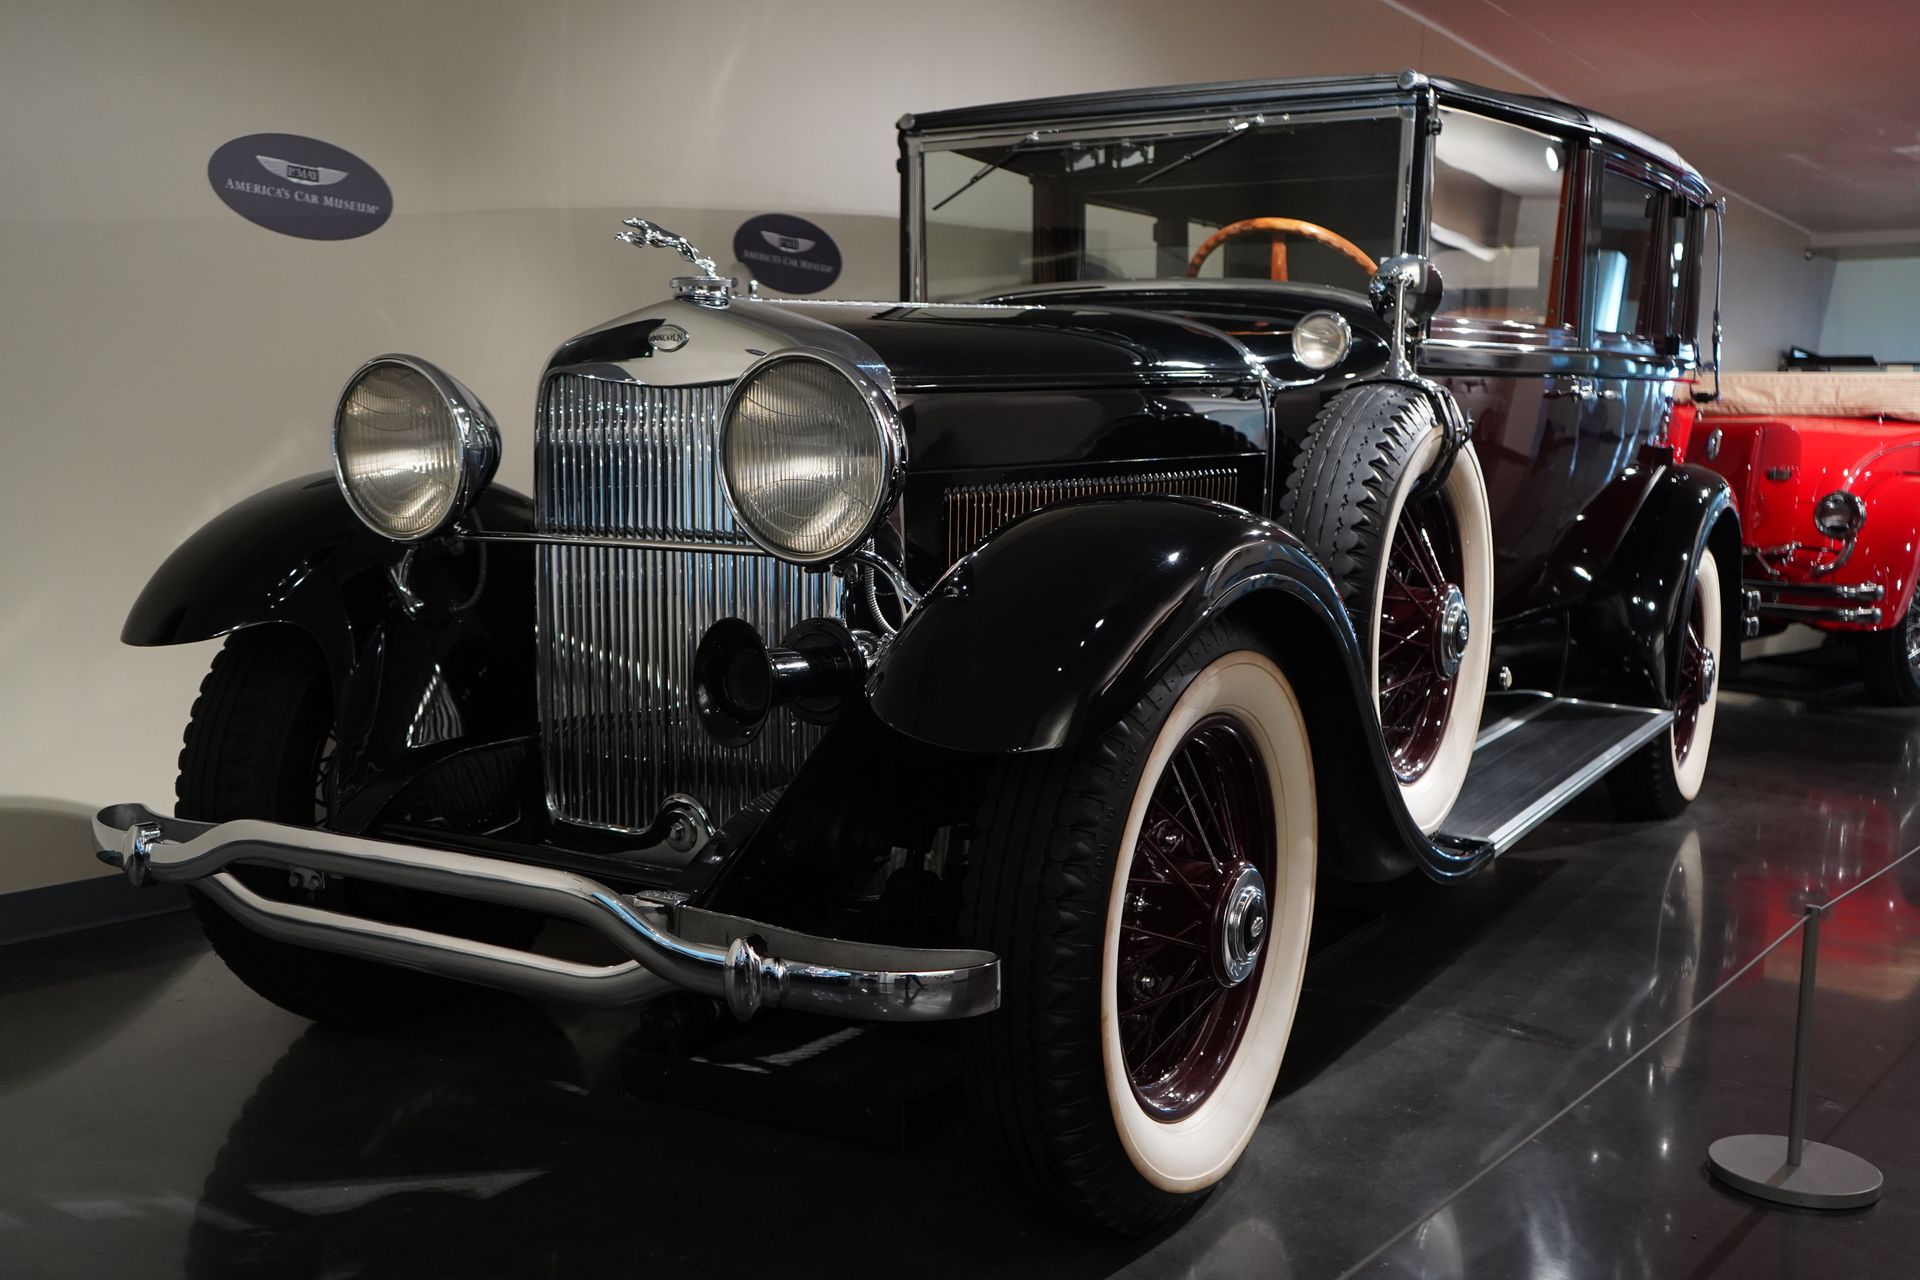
[1292,311,1352,371]
[333,356,499,541]
[1814,490,1866,540]
[720,353,903,564]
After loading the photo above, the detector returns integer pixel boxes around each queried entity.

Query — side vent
[943,467,1239,565]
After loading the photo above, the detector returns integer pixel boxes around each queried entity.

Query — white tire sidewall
[1099,650,1316,1193]
[1365,432,1493,833]
[1673,549,1721,799]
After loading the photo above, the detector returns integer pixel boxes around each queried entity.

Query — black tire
[960,619,1317,1234]
[177,627,453,1028]
[1607,550,1723,820]
[1279,384,1492,832]
[1859,598,1920,706]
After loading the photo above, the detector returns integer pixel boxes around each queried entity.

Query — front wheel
[1607,548,1723,819]
[961,620,1316,1233]
[178,628,457,1028]
[1859,595,1920,706]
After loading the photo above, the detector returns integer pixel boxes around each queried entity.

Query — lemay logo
[760,230,817,255]
[208,133,392,241]
[256,155,348,186]
[733,214,842,294]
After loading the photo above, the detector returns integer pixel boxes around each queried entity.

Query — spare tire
[1279,383,1493,833]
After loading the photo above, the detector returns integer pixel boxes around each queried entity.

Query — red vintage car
[1683,372,1920,703]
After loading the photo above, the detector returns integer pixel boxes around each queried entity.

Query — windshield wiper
[1133,117,1259,187]
[932,131,1042,212]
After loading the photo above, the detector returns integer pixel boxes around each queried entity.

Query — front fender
[866,497,1488,881]
[1569,463,1740,704]
[123,473,537,826]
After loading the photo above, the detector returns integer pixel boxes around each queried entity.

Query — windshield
[918,112,1408,301]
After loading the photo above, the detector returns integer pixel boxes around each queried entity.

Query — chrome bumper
[1744,578,1885,628]
[91,803,998,1023]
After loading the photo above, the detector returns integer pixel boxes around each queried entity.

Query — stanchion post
[1785,904,1821,1167]
[1707,901,1882,1208]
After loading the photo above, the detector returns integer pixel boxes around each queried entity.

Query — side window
[1430,110,1569,326]
[1589,167,1662,340]
[1663,201,1702,349]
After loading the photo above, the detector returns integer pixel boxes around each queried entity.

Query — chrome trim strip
[1470,690,1556,750]
[1477,700,1676,854]
[461,530,770,556]
[94,804,998,1022]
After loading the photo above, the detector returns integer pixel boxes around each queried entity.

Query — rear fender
[1568,464,1740,704]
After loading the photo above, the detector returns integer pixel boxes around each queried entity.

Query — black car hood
[543,283,1383,395]
[775,281,1382,390]
[767,299,1256,391]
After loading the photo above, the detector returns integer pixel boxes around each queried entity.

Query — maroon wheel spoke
[1122,923,1206,951]
[1168,757,1228,871]
[1118,713,1278,1122]
[1672,588,1712,763]
[1121,976,1218,1017]
[1376,487,1466,784]
[1135,838,1213,908]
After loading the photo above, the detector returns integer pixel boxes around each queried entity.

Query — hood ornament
[618,217,737,308]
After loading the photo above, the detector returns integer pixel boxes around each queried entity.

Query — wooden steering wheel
[1187,217,1377,281]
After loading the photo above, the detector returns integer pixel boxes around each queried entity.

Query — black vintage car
[94,72,1742,1230]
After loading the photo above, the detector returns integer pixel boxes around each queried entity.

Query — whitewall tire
[961,620,1315,1232]
[1608,547,1723,818]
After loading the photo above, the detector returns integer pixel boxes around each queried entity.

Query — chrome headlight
[719,352,904,565]
[1814,490,1866,540]
[332,355,500,541]
[1292,311,1352,371]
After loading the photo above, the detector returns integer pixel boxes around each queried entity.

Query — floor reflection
[3,692,1917,1279]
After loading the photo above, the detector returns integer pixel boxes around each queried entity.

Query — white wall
[0,0,1828,895]
[1819,257,1920,361]
[1717,195,1835,371]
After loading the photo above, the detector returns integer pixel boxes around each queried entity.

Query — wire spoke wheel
[1117,714,1276,1121]
[1673,590,1711,763]
[1378,486,1466,783]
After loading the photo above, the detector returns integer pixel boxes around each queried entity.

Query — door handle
[1545,376,1622,403]
[1545,376,1598,400]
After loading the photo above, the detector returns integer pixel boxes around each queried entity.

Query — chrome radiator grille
[535,373,840,834]
[944,467,1238,565]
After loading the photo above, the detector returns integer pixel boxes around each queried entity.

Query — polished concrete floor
[4,687,1920,1278]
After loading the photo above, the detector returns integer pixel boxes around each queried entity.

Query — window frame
[1423,107,1580,334]
[1583,151,1687,355]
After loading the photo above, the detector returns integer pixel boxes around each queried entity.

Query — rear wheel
[1608,549,1723,819]
[961,621,1316,1233]
[1280,384,1493,832]
[1859,597,1920,706]
[178,628,454,1028]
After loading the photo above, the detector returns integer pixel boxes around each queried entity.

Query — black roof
[902,71,1702,188]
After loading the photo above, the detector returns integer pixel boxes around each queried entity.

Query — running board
[1435,695,1674,855]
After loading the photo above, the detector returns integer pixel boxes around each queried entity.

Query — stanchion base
[1708,1134,1883,1209]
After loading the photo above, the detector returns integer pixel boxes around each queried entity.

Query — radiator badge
[648,323,690,354]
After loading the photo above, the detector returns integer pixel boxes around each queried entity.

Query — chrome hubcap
[1214,863,1268,987]
[1436,583,1470,679]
